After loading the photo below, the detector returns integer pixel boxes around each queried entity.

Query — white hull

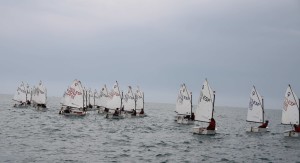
[247,127,268,133]
[105,113,123,119]
[192,127,216,135]
[174,115,178,121]
[60,109,87,116]
[97,107,109,114]
[13,104,29,108]
[34,106,48,111]
[176,115,194,125]
[136,113,146,117]
[284,130,299,137]
[120,112,146,118]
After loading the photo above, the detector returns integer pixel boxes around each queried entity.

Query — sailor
[140,108,144,115]
[113,108,119,116]
[206,118,216,130]
[184,115,191,119]
[293,124,300,132]
[191,112,195,121]
[258,120,269,128]
[132,109,137,116]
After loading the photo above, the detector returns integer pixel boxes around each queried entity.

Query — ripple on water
[0,96,299,163]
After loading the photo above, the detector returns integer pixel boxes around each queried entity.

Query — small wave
[259,157,270,161]
[156,153,172,157]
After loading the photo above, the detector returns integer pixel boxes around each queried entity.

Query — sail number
[249,98,260,110]
[283,98,296,111]
[202,95,211,102]
[178,95,190,104]
[67,88,82,99]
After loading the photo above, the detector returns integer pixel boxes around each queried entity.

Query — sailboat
[135,86,145,117]
[105,81,123,119]
[59,79,87,116]
[13,82,29,108]
[192,79,216,135]
[97,84,110,114]
[121,86,136,118]
[282,85,300,137]
[32,81,47,109]
[175,83,194,124]
[246,86,267,132]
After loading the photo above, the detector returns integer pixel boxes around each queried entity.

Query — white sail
[63,79,84,108]
[195,79,215,122]
[282,85,300,125]
[91,89,97,106]
[60,91,67,105]
[123,86,136,111]
[176,84,192,115]
[88,88,93,106]
[135,86,144,110]
[33,81,47,105]
[31,86,37,103]
[25,83,31,102]
[83,87,88,108]
[13,82,27,103]
[247,86,264,123]
[106,81,122,109]
[97,84,109,108]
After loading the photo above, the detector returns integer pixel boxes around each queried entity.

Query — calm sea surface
[0,94,299,163]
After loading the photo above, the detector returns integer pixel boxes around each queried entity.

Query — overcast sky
[1,0,300,109]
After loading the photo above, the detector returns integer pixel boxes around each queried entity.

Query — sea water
[0,94,299,162]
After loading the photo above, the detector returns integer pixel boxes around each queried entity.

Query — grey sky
[1,0,300,109]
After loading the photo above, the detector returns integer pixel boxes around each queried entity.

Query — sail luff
[175,84,192,115]
[212,91,215,118]
[106,81,122,110]
[262,97,265,123]
[195,79,214,122]
[290,85,299,109]
[247,86,264,123]
[282,85,300,125]
[123,86,136,111]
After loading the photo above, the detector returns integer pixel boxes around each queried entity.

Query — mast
[190,92,193,116]
[262,97,265,122]
[212,91,215,118]
[82,89,85,108]
[85,90,88,108]
[143,92,144,109]
[93,90,96,107]
[121,91,123,109]
[135,92,137,110]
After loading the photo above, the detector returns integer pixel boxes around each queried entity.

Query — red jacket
[294,125,300,132]
[207,118,216,130]
[258,122,268,128]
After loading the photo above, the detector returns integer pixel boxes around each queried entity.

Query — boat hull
[106,113,123,119]
[98,108,108,114]
[176,115,194,125]
[60,109,87,116]
[120,112,146,118]
[192,127,216,135]
[284,130,299,137]
[247,127,268,133]
[13,104,29,108]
